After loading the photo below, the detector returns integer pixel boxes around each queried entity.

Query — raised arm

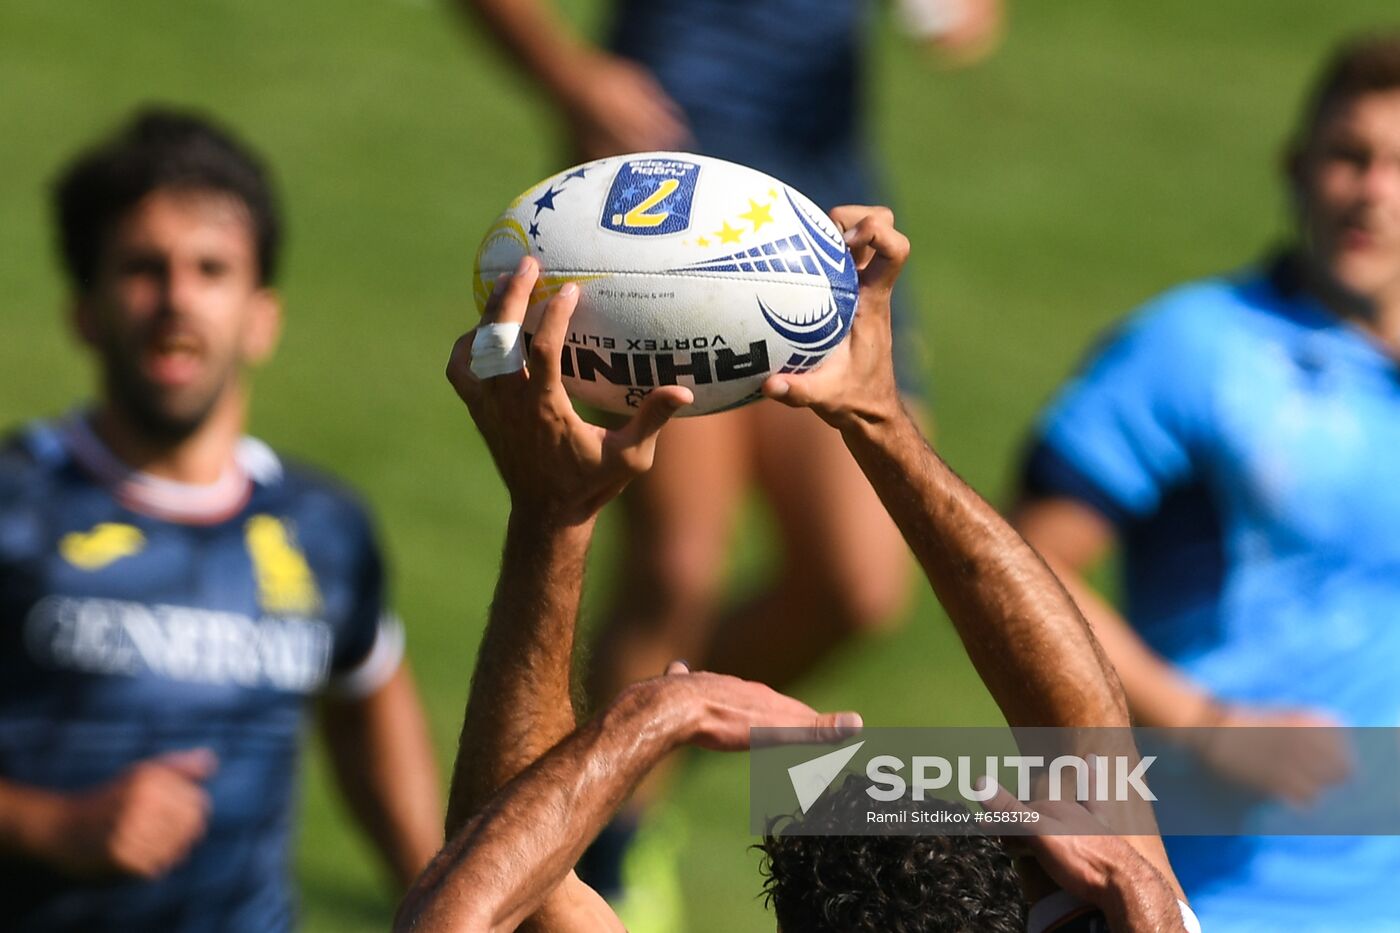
[397,258,858,931]
[763,208,1123,730]
[763,206,1185,914]
[442,260,691,827]
[397,258,689,931]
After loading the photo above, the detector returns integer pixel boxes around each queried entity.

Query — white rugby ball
[473,152,859,416]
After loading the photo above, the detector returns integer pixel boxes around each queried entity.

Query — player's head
[53,107,283,442]
[1287,32,1400,303]
[758,777,1026,932]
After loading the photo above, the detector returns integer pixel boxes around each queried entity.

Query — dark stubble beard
[99,350,230,447]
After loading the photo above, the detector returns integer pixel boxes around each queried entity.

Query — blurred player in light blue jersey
[1014,34,1400,931]
[459,0,1001,920]
[0,110,443,931]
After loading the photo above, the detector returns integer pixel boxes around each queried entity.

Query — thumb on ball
[762,373,821,409]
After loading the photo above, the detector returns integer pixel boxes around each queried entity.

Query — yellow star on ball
[714,220,744,244]
[739,199,774,232]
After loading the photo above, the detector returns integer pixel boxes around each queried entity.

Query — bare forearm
[0,780,65,864]
[446,515,593,833]
[1100,859,1189,932]
[457,0,592,103]
[323,668,443,889]
[840,413,1126,727]
[400,685,683,932]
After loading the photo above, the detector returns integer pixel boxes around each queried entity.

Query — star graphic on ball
[713,220,744,245]
[533,186,562,216]
[739,199,774,232]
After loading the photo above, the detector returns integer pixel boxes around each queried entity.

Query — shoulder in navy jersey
[0,421,76,507]
[247,450,397,685]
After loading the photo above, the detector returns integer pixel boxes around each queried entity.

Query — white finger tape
[470,322,525,379]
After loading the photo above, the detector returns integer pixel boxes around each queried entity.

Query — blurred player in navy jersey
[458,0,1001,919]
[0,109,442,931]
[1014,33,1400,930]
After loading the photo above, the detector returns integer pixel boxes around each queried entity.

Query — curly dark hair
[52,106,282,291]
[758,776,1026,932]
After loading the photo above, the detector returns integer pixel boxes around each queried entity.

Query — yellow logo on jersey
[59,523,146,570]
[244,515,321,616]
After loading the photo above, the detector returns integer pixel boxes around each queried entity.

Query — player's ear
[242,287,282,365]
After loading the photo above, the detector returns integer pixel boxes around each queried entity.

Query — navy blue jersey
[609,0,866,170]
[0,416,403,932]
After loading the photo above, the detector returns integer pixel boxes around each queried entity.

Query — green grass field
[0,1,1394,928]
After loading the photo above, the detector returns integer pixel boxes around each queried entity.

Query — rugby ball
[473,152,859,416]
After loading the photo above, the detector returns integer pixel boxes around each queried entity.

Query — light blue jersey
[1023,255,1400,930]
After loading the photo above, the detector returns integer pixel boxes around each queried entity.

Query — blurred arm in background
[0,751,214,880]
[1011,500,1209,730]
[455,0,691,158]
[1012,497,1349,804]
[320,662,444,890]
[895,0,1007,68]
